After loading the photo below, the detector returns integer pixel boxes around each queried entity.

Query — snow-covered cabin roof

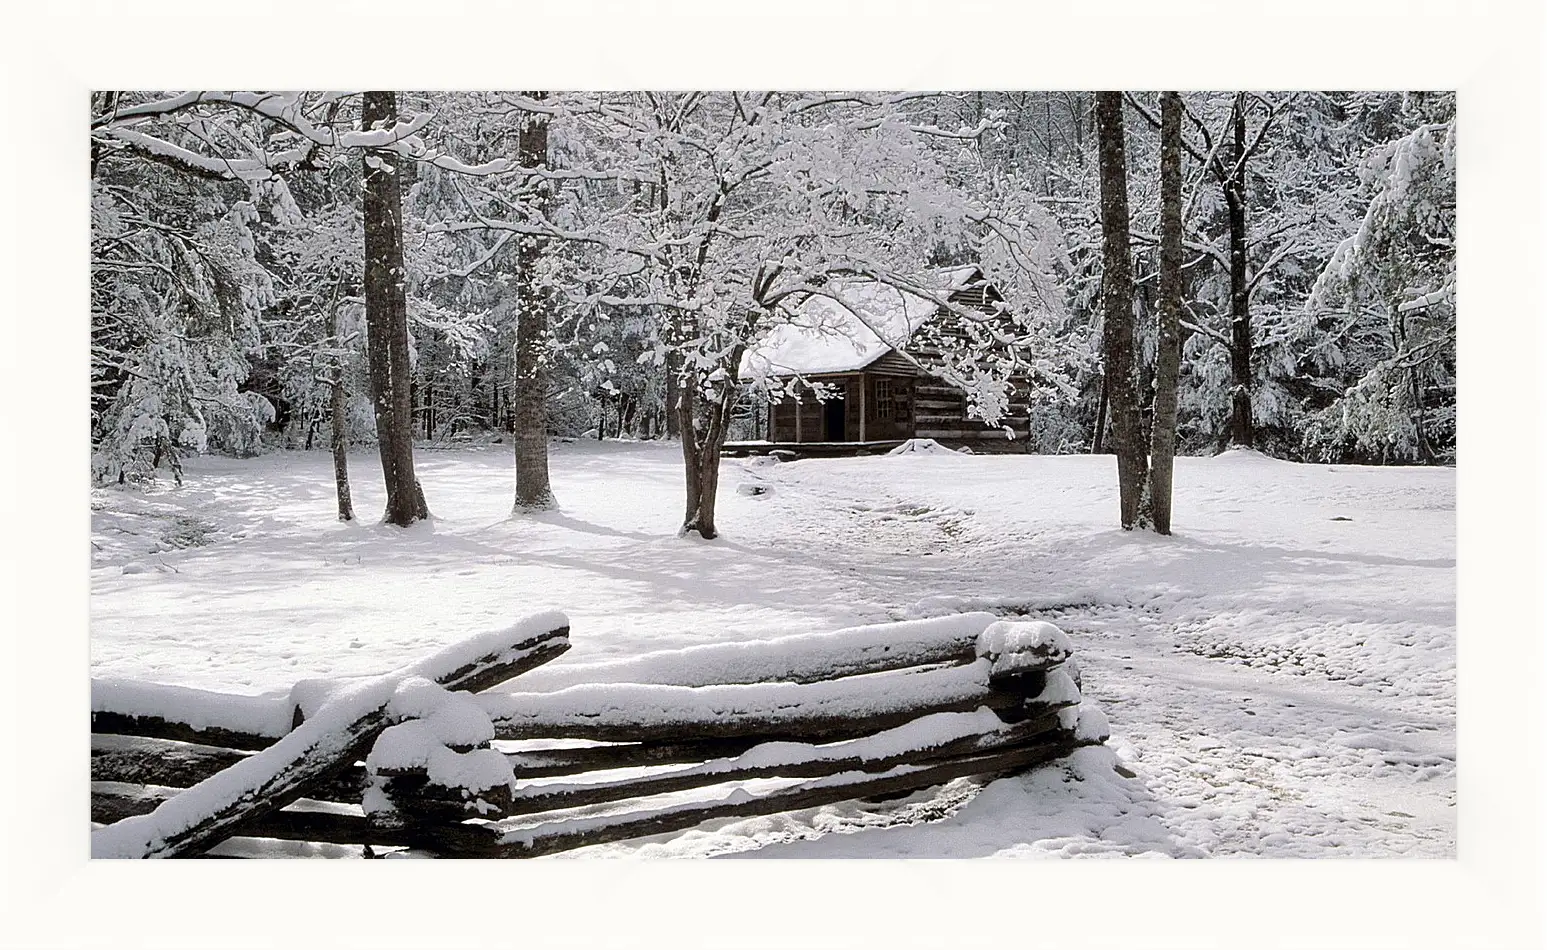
[738,265,983,379]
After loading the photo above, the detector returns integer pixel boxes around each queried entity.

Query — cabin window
[875,378,894,420]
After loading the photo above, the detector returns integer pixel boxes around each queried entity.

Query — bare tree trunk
[512,92,558,513]
[1094,92,1150,531]
[362,91,429,527]
[1147,91,1184,536]
[1225,93,1254,450]
[324,284,355,522]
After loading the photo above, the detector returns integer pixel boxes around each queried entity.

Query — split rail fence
[91,611,1109,858]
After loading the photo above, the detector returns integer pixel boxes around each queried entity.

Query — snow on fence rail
[91,612,1109,858]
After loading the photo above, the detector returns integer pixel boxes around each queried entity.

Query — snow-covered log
[90,641,562,751]
[487,735,1082,859]
[90,682,291,751]
[90,617,570,749]
[91,613,569,859]
[90,782,412,850]
[500,741,767,778]
[494,708,1066,818]
[479,657,1072,744]
[92,734,250,788]
[92,781,183,825]
[513,612,998,692]
[91,734,368,804]
[371,774,515,824]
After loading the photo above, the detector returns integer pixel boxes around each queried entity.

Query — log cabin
[733,265,1033,455]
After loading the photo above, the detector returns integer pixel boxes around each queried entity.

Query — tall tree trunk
[1147,91,1184,536]
[1094,92,1149,531]
[363,90,429,527]
[512,92,558,513]
[1225,93,1254,450]
[325,283,355,522]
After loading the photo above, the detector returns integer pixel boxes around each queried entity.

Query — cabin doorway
[823,396,847,441]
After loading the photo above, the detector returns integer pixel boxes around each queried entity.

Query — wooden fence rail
[91,612,1109,858]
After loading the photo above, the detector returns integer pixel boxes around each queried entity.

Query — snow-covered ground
[89,439,1455,857]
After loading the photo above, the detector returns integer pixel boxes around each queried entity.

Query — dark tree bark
[512,91,558,513]
[676,349,742,541]
[1094,92,1150,531]
[1146,91,1185,535]
[1224,93,1254,449]
[362,91,429,527]
[663,351,682,439]
[324,282,355,522]
[1091,370,1109,454]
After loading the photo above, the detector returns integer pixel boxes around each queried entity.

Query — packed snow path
[91,440,1455,858]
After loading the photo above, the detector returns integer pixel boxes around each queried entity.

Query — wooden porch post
[794,394,803,443]
[859,373,868,443]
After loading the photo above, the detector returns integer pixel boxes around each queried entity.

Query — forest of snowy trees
[90,90,1457,531]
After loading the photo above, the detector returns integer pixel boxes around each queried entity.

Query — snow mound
[387,677,495,748]
[976,620,1072,665]
[366,722,512,794]
[1208,447,1284,465]
[888,439,957,456]
[364,675,515,815]
[1034,669,1082,706]
[1074,704,1111,743]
